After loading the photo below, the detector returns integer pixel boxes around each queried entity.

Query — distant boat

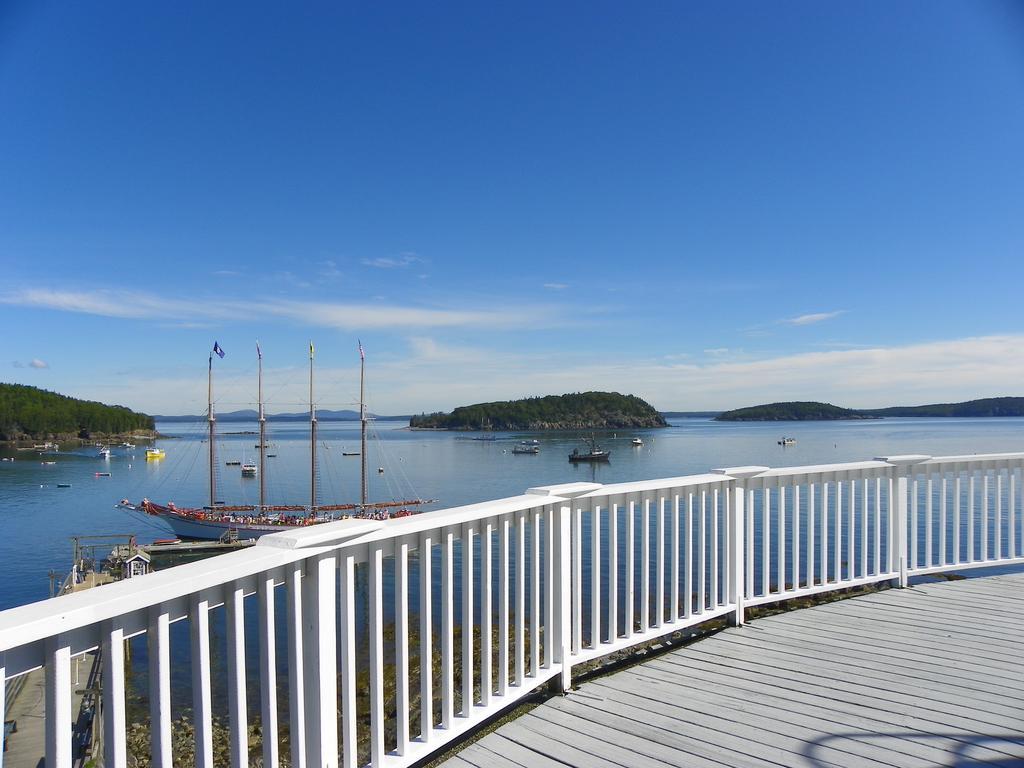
[95,472,111,477]
[122,442,135,449]
[631,437,643,447]
[342,451,360,456]
[57,483,72,488]
[520,439,540,445]
[225,460,241,466]
[241,461,257,477]
[778,437,796,446]
[569,436,611,463]
[98,447,111,459]
[512,445,540,455]
[145,448,165,460]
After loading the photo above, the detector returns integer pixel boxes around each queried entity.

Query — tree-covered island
[410,392,669,430]
[715,402,871,421]
[0,383,156,442]
[716,397,1024,421]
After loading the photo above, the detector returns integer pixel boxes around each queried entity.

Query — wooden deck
[442,572,1024,768]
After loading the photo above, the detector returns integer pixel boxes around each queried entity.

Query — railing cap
[257,518,385,549]
[875,454,932,466]
[711,465,770,479]
[526,482,602,499]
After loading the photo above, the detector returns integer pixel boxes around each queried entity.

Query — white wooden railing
[1,452,1023,768]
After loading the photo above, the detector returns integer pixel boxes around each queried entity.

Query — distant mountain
[716,402,873,421]
[410,392,669,430]
[716,397,1024,421]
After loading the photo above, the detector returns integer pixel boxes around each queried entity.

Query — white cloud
[29,358,48,369]
[264,299,558,330]
[703,348,730,357]
[543,282,568,290]
[781,310,846,326]
[361,252,423,269]
[1,286,565,331]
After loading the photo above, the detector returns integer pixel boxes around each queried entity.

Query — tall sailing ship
[122,341,430,540]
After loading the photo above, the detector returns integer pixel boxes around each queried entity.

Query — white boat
[631,437,643,447]
[241,461,257,476]
[778,437,796,446]
[98,447,111,459]
[125,342,431,540]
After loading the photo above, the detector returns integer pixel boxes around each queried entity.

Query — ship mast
[257,341,266,511]
[359,341,367,509]
[309,341,317,511]
[208,342,224,509]
[208,351,216,510]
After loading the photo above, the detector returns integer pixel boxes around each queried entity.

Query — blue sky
[2,1,1024,416]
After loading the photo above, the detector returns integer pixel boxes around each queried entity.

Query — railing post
[713,466,768,627]
[101,620,127,768]
[45,634,72,768]
[876,455,931,588]
[551,503,572,692]
[303,552,338,768]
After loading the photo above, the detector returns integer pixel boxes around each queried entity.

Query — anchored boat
[568,435,611,463]
[123,341,431,540]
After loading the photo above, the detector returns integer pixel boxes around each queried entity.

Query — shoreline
[0,430,163,448]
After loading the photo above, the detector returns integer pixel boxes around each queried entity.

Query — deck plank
[437,571,1024,768]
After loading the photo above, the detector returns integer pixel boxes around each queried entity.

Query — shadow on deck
[440,572,1024,768]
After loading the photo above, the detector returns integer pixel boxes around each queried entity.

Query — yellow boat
[145,448,165,460]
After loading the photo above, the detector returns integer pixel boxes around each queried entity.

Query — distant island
[0,383,156,442]
[410,392,669,431]
[716,397,1024,421]
[860,397,1024,417]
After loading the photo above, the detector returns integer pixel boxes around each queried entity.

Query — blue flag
[213,341,225,359]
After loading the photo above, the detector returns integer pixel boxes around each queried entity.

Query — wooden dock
[442,572,1024,768]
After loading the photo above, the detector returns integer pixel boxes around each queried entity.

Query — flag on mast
[309,341,315,360]
[358,340,365,360]
[213,341,225,359]
[256,341,262,359]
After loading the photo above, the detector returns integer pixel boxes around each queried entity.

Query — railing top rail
[919,451,1024,466]
[0,543,292,652]
[750,459,894,479]
[574,473,732,499]
[267,492,573,549]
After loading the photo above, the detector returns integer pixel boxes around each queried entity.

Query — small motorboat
[146,448,165,460]
[569,436,611,463]
[778,437,796,446]
[98,447,111,459]
[95,472,111,477]
[241,461,258,476]
[512,445,540,455]
[631,437,643,447]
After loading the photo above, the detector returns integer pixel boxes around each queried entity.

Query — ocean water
[1,416,1023,612]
